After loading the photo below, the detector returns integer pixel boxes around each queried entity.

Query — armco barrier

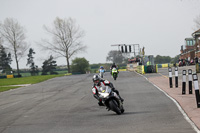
[168,64,174,67]
[157,63,175,68]
[0,75,7,79]
[72,72,81,75]
[14,75,22,78]
[162,64,168,68]
[96,69,127,73]
[118,69,127,71]
[0,75,22,79]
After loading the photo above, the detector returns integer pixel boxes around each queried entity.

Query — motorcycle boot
[112,89,124,103]
[118,95,124,103]
[98,101,104,106]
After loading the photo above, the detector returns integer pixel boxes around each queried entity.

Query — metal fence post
[188,69,193,94]
[168,67,173,88]
[182,70,186,94]
[175,67,178,87]
[192,73,200,108]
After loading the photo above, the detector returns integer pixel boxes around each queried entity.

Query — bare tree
[39,17,86,73]
[106,50,128,64]
[0,18,29,75]
[0,36,4,71]
[194,14,200,31]
[0,36,3,46]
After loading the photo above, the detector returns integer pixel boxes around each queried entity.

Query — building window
[186,40,194,46]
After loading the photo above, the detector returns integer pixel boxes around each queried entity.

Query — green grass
[20,70,68,77]
[0,74,67,86]
[0,86,20,92]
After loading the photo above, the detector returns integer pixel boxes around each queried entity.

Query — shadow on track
[97,111,151,116]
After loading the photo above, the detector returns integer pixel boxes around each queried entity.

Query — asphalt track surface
[0,71,196,133]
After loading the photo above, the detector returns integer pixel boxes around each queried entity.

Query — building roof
[185,38,195,41]
[192,29,200,37]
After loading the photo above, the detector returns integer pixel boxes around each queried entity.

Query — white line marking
[135,71,200,133]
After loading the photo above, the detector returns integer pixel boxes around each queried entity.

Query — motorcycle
[112,68,118,80]
[98,86,124,115]
[99,68,105,78]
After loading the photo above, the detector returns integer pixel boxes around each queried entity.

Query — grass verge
[0,86,20,92]
[0,73,72,92]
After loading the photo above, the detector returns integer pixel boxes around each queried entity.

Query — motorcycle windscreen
[99,86,111,98]
[99,69,104,72]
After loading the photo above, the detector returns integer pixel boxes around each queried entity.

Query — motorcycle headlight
[100,93,109,98]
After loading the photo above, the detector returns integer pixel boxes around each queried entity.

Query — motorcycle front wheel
[109,100,121,115]
[113,73,117,80]
[100,73,103,78]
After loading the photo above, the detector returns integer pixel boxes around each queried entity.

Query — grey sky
[0,0,200,69]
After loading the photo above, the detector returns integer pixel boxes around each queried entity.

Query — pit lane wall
[128,63,176,74]
[126,63,138,72]
[137,65,145,74]
[127,63,145,74]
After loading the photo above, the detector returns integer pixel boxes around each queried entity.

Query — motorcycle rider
[110,63,119,75]
[99,66,105,72]
[92,74,124,106]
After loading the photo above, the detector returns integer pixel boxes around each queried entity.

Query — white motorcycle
[98,86,124,115]
[99,68,105,78]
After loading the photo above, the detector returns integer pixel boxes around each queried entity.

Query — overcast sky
[1,0,200,69]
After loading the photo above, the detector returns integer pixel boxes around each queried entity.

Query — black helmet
[93,74,101,85]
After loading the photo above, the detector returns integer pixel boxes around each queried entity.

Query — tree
[106,50,128,64]
[26,48,38,76]
[0,18,29,75]
[39,17,87,73]
[71,57,89,74]
[194,14,200,31]
[171,55,180,64]
[41,60,49,75]
[41,55,58,75]
[154,55,172,64]
[0,42,12,73]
